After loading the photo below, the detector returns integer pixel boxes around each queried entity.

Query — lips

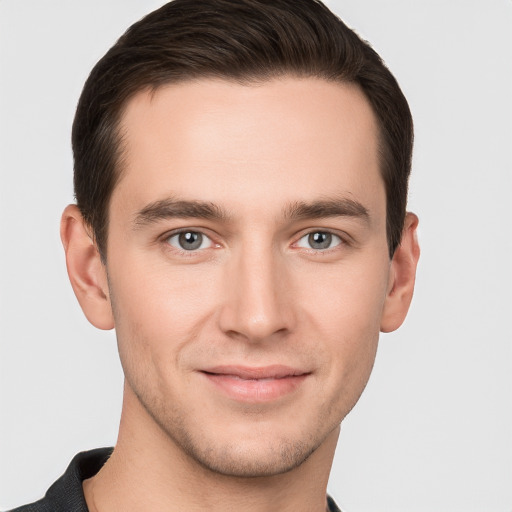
[199,365,310,402]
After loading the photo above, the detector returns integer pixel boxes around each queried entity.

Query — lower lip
[201,373,308,402]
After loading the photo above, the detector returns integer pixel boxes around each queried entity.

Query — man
[9,0,419,510]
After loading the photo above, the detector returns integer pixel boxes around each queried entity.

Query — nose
[218,243,296,343]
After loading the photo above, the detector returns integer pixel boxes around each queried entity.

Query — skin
[61,77,419,512]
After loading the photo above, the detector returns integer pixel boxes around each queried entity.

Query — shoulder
[4,448,113,512]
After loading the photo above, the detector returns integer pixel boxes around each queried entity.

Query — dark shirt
[7,448,342,511]
[7,448,112,512]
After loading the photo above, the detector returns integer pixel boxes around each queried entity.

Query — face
[105,77,392,477]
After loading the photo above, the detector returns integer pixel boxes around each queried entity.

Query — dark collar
[8,448,113,512]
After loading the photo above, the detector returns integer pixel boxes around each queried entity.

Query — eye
[295,231,343,250]
[166,231,213,251]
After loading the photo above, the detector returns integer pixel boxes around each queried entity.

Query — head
[62,0,419,479]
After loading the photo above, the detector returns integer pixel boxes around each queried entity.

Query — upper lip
[201,365,309,380]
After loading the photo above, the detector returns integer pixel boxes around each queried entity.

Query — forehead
[113,77,383,221]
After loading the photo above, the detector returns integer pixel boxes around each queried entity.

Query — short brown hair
[72,0,413,260]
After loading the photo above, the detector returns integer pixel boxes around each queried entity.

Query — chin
[175,431,321,478]
[145,396,337,478]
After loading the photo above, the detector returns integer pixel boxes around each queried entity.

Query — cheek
[295,258,389,385]
[108,256,219,355]
[296,256,390,332]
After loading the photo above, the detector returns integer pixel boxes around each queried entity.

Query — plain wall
[1,1,511,510]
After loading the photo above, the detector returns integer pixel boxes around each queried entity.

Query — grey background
[1,1,511,510]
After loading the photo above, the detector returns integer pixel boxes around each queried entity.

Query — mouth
[199,365,310,403]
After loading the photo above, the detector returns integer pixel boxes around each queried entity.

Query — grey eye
[167,231,211,251]
[309,232,331,249]
[296,231,342,250]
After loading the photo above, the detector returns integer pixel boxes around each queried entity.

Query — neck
[84,381,339,512]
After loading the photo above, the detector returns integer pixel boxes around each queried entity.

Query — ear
[60,204,114,330]
[380,212,420,333]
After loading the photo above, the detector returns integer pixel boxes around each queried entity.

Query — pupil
[309,232,331,249]
[179,231,202,250]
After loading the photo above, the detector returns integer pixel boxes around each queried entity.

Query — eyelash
[161,228,348,256]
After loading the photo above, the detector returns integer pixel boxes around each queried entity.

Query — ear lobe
[60,204,114,330]
[380,212,420,333]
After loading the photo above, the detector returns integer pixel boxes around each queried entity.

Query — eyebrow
[283,197,370,223]
[133,198,230,228]
[133,195,370,229]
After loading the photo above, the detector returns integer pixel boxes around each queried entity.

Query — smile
[199,365,310,403]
